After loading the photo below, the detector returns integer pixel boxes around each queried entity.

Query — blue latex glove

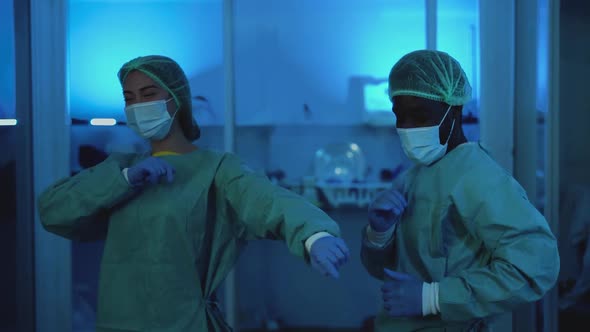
[127,157,176,188]
[382,268,423,317]
[368,189,407,232]
[309,236,350,279]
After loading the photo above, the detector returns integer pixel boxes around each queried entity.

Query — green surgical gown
[361,142,559,331]
[39,149,341,332]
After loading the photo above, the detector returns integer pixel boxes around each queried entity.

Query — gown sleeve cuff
[366,224,396,247]
[121,168,130,184]
[422,282,440,316]
[304,232,334,253]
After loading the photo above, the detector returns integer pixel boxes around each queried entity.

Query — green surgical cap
[118,55,200,141]
[388,50,472,106]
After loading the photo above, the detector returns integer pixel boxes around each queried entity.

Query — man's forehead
[394,96,428,111]
[394,96,445,113]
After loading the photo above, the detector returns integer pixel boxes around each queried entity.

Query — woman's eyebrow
[123,85,159,95]
[139,85,159,92]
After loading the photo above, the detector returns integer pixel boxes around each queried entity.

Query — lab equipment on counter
[313,142,392,208]
[314,142,367,184]
[317,181,392,208]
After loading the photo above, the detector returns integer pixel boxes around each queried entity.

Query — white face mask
[396,105,455,166]
[124,98,177,140]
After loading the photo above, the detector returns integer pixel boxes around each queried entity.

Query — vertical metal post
[478,0,516,174]
[513,0,539,329]
[545,0,561,331]
[13,0,35,329]
[425,0,437,50]
[223,0,238,330]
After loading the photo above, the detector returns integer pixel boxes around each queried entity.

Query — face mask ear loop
[438,105,453,126]
[444,119,456,145]
[166,97,181,117]
[440,105,455,145]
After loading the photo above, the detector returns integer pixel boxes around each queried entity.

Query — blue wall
[68,0,478,126]
[437,0,479,114]
[68,0,433,126]
[232,0,426,125]
[69,0,223,123]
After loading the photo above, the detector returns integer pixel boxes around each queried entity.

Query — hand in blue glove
[309,236,350,279]
[368,189,407,232]
[127,157,176,188]
[382,268,423,317]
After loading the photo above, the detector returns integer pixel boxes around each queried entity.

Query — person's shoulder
[194,149,249,173]
[195,149,242,167]
[208,152,265,191]
[452,142,517,194]
[218,152,253,172]
[171,149,245,174]
[455,142,510,176]
[193,148,225,161]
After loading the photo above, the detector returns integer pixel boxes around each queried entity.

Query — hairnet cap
[118,55,200,141]
[388,50,472,106]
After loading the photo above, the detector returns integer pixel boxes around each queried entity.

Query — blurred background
[2,0,589,331]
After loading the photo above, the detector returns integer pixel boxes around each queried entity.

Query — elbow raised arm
[439,232,561,322]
